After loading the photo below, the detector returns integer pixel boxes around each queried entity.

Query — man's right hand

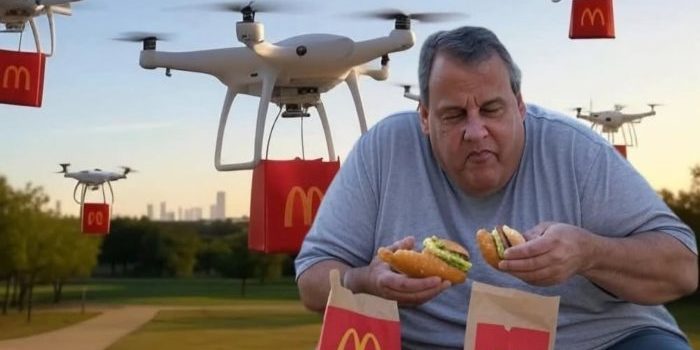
[343,236,451,307]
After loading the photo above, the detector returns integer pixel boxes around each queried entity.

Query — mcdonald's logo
[88,211,105,226]
[336,328,381,350]
[284,186,324,227]
[2,65,31,91]
[580,7,605,27]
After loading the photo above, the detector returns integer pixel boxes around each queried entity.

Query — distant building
[160,202,167,221]
[216,191,226,220]
[178,207,183,221]
[55,200,61,216]
[147,204,154,220]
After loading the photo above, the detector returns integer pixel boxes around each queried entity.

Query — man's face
[419,53,526,197]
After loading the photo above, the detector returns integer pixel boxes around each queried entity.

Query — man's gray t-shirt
[295,104,697,350]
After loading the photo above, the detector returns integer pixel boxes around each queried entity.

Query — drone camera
[282,104,310,118]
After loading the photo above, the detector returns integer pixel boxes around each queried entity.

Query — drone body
[57,163,132,204]
[575,103,659,146]
[126,6,428,172]
[0,0,80,56]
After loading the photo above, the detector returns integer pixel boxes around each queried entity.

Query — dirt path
[0,305,159,350]
[0,303,308,350]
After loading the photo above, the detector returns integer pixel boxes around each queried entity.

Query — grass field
[2,278,699,349]
[30,277,301,306]
[0,311,99,340]
[107,304,322,350]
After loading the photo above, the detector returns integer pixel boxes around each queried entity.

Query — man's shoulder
[525,104,608,147]
[372,110,420,131]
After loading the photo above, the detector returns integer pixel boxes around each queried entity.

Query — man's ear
[516,93,526,121]
[419,102,430,135]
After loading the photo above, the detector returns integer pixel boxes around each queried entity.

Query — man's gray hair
[418,26,522,106]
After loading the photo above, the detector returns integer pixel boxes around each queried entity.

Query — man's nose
[463,117,488,141]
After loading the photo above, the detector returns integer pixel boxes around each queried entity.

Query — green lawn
[107,304,322,350]
[30,278,301,306]
[0,311,99,340]
[667,299,700,348]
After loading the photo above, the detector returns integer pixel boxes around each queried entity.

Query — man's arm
[500,223,698,305]
[582,231,698,304]
[298,260,353,313]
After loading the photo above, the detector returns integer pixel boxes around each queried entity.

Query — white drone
[399,84,420,102]
[118,3,463,171]
[0,0,81,56]
[57,163,133,204]
[574,103,659,146]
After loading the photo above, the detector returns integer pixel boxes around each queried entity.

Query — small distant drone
[574,103,659,146]
[57,163,133,204]
[398,84,420,102]
[118,3,464,171]
[0,0,82,56]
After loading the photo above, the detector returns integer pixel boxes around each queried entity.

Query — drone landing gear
[73,181,114,205]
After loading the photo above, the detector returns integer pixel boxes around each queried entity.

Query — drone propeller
[350,9,468,29]
[113,32,172,50]
[57,163,70,173]
[113,32,172,42]
[197,1,305,21]
[120,166,137,175]
[392,82,416,94]
[648,103,663,111]
[571,107,583,117]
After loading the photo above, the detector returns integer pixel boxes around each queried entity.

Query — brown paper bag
[464,281,560,350]
[317,269,401,350]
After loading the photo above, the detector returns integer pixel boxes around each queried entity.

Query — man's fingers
[503,236,552,260]
[380,273,442,293]
[385,236,415,251]
[385,280,451,305]
[522,222,553,241]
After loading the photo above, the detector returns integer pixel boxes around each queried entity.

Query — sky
[1,0,699,219]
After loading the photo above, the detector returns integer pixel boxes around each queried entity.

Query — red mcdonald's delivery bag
[318,270,401,350]
[569,0,615,39]
[465,282,560,350]
[249,157,339,253]
[81,202,111,235]
[0,49,46,107]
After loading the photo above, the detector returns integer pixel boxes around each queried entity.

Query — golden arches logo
[580,7,605,27]
[336,328,381,350]
[88,211,105,226]
[284,186,324,228]
[2,65,31,90]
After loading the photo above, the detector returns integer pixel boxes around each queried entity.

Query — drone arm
[345,69,368,134]
[404,92,420,102]
[356,55,389,81]
[621,111,655,122]
[350,30,414,66]
[139,49,242,78]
